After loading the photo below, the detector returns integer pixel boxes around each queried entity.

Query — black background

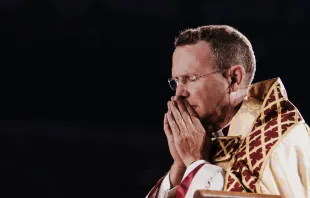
[1,0,310,197]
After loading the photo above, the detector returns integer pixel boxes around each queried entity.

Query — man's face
[172,41,230,124]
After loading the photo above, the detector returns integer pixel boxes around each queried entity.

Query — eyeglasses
[168,70,223,90]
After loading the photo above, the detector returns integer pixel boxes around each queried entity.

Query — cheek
[189,88,208,108]
[190,86,217,109]
[190,83,209,99]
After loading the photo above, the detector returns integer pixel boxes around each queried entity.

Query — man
[146,25,310,198]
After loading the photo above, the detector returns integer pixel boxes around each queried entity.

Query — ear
[228,65,245,92]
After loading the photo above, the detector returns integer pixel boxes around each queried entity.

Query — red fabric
[147,172,167,197]
[176,163,206,198]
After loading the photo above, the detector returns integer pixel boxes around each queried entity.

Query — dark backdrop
[0,0,310,197]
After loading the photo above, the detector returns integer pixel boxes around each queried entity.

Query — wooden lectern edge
[194,190,282,198]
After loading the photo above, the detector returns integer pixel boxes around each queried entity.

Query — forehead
[172,41,214,77]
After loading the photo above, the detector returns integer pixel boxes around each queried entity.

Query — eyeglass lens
[168,79,178,90]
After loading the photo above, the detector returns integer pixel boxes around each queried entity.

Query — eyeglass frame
[167,70,224,90]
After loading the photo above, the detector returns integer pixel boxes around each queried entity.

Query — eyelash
[177,75,197,82]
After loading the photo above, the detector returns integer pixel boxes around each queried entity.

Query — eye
[188,75,197,81]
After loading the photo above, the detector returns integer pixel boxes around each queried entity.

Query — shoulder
[272,122,310,154]
[258,122,310,194]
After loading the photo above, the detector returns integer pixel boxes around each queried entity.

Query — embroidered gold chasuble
[212,77,310,196]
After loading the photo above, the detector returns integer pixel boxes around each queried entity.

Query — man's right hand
[163,102,186,187]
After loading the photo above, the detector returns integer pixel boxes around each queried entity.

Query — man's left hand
[167,97,212,167]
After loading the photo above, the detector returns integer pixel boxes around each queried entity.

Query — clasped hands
[164,96,212,168]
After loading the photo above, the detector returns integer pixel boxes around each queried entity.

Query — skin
[164,40,248,187]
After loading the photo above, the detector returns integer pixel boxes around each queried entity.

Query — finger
[167,101,176,123]
[183,99,199,118]
[175,98,193,126]
[164,113,172,138]
[183,99,204,130]
[167,100,171,112]
[175,97,187,113]
[166,106,181,138]
[169,99,188,133]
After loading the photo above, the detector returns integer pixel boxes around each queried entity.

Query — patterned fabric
[211,136,241,163]
[224,78,303,192]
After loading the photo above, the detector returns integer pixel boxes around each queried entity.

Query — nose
[175,84,189,100]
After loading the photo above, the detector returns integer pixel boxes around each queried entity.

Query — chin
[195,111,204,120]
[198,113,213,124]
